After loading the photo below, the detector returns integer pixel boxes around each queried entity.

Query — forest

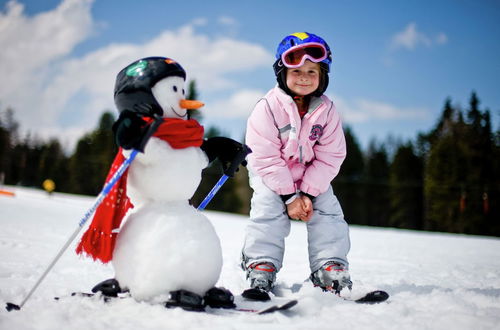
[0,90,498,237]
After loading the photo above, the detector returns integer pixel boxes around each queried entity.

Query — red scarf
[76,118,204,263]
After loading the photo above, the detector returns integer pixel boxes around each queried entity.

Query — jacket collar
[272,85,325,115]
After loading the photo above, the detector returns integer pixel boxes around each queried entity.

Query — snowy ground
[1,186,499,330]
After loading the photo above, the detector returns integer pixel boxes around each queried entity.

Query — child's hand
[301,195,314,221]
[287,198,310,222]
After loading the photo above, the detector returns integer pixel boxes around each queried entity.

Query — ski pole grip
[136,115,163,152]
[224,144,251,177]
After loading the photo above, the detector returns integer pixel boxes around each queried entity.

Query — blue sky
[1,0,499,151]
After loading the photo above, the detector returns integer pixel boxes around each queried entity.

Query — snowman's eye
[173,86,178,92]
[182,89,185,95]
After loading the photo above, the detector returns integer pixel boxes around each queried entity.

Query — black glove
[112,110,162,151]
[201,137,251,177]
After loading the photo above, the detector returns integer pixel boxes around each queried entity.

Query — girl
[242,32,352,294]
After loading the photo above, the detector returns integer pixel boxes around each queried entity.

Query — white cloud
[0,0,93,70]
[217,16,237,26]
[0,0,94,126]
[0,0,272,151]
[330,94,430,123]
[216,16,239,37]
[391,22,447,50]
[205,89,264,118]
[44,24,272,129]
[190,17,207,26]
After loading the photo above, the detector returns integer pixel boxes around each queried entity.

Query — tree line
[332,92,499,236]
[0,91,498,236]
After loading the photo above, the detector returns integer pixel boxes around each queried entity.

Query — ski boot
[204,287,236,309]
[241,262,277,301]
[310,261,353,294]
[91,278,126,297]
[165,290,205,312]
[246,262,277,292]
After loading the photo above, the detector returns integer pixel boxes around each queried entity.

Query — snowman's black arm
[200,137,251,177]
[112,110,162,152]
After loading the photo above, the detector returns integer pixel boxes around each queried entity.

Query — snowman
[76,57,247,310]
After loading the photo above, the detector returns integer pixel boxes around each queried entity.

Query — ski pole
[5,149,139,312]
[197,174,229,211]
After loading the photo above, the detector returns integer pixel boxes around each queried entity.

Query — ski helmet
[273,32,332,97]
[114,57,186,117]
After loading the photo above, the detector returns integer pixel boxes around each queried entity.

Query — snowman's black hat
[114,57,186,117]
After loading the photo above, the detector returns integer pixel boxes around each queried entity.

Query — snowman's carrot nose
[179,99,204,109]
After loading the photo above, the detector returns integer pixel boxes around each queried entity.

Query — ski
[54,291,127,303]
[316,287,389,304]
[244,282,389,305]
[341,290,389,304]
[280,280,389,305]
[234,299,298,314]
[236,288,298,314]
[54,291,298,315]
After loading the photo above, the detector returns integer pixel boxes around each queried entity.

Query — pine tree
[37,139,69,192]
[68,112,117,195]
[10,134,46,187]
[461,92,497,235]
[422,92,499,235]
[332,126,365,225]
[186,80,203,122]
[363,140,390,227]
[389,142,423,229]
[0,108,18,184]
[424,99,467,232]
[0,112,10,183]
[92,111,118,184]
[69,134,96,195]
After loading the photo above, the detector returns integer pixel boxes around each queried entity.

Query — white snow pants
[242,171,351,274]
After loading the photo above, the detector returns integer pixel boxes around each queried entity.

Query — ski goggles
[281,42,328,68]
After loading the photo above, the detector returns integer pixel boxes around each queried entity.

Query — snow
[1,186,500,330]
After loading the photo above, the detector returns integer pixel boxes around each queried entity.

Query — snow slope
[1,186,499,330]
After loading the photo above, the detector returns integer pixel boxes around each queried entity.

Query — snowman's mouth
[171,106,187,118]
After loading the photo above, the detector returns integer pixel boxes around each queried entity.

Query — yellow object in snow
[43,179,55,193]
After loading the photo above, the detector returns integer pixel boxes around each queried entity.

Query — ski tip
[279,299,298,310]
[355,290,389,304]
[257,299,298,314]
[5,302,21,312]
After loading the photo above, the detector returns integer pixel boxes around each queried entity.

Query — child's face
[286,60,320,96]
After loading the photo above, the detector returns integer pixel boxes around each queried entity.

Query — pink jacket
[246,86,346,197]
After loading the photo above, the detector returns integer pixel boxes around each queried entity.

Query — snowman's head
[114,57,203,119]
[151,76,203,119]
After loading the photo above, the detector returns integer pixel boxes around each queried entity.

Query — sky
[0,0,499,152]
